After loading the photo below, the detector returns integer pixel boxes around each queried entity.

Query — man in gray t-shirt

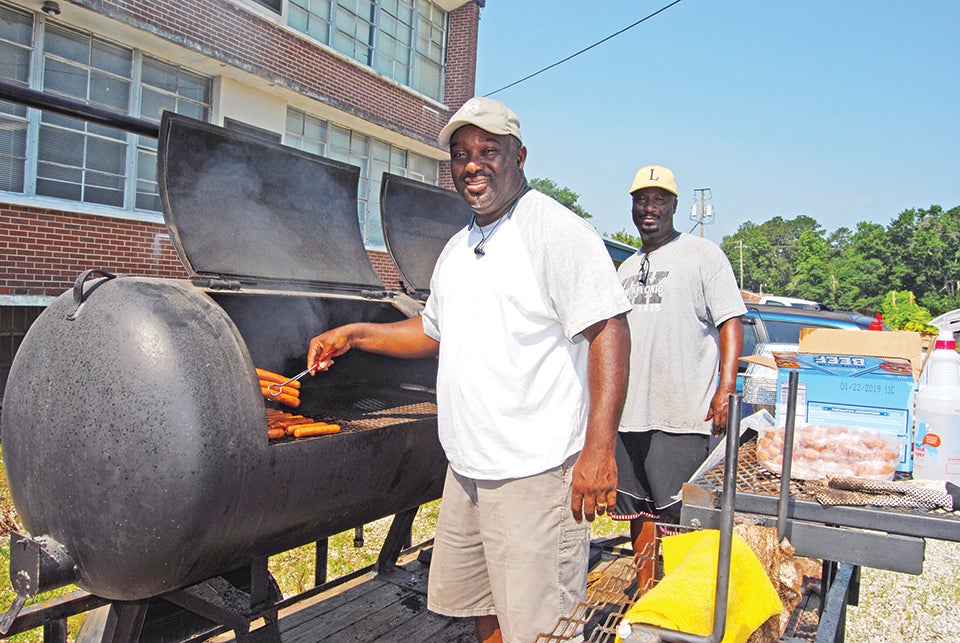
[609,165,745,588]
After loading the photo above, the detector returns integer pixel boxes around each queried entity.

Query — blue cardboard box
[773,330,922,473]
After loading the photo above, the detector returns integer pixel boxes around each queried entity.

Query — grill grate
[265,383,437,436]
[694,437,960,521]
[698,439,815,498]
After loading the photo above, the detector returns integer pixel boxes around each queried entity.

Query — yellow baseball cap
[629,165,678,196]
[438,97,523,148]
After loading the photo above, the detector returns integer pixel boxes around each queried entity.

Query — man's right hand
[307,327,352,374]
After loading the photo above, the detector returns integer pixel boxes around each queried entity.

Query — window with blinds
[286,107,439,249]
[0,4,33,193]
[137,57,209,211]
[288,0,447,101]
[0,2,210,213]
[38,25,133,206]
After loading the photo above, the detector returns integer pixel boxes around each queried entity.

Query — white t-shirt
[421,190,631,480]
[617,233,746,435]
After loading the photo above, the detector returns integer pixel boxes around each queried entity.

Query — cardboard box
[773,330,922,473]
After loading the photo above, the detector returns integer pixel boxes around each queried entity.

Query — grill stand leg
[376,508,418,574]
[74,600,148,643]
[75,563,282,643]
[315,538,328,586]
[163,565,280,641]
[248,556,277,621]
[814,563,857,643]
[42,617,67,643]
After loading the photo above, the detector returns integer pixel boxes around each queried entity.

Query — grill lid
[158,112,384,293]
[380,172,472,296]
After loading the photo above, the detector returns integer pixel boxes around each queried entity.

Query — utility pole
[689,188,714,237]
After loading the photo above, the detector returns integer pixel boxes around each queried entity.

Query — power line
[483,0,686,97]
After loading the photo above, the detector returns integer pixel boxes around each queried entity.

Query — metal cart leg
[815,563,857,643]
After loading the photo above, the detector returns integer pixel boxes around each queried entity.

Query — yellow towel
[615,530,782,643]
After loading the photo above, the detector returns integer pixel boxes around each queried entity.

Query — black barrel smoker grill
[0,112,472,641]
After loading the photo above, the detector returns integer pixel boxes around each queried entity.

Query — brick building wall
[1,208,184,298]
[0,207,404,297]
[444,1,481,111]
[438,1,480,191]
[368,249,404,292]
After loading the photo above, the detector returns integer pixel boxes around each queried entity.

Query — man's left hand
[705,388,732,437]
[570,449,617,523]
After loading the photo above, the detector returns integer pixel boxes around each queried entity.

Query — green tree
[528,177,591,219]
[790,229,831,303]
[720,205,959,317]
[721,223,775,293]
[607,229,640,248]
[912,206,960,313]
[886,205,960,314]
[844,222,893,312]
[886,207,920,291]
[721,217,821,295]
[808,223,890,314]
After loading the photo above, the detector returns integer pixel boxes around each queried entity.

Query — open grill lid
[379,172,472,297]
[157,112,384,294]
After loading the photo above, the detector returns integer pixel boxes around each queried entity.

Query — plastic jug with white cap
[913,330,960,482]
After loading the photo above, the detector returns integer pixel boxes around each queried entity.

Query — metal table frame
[680,372,960,642]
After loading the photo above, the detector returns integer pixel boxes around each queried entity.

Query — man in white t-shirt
[305,97,631,643]
[609,165,745,589]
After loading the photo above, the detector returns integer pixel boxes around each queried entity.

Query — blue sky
[472,1,960,245]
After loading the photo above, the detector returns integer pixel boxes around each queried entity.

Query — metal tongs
[266,350,334,397]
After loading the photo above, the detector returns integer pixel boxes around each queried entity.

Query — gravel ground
[845,538,960,642]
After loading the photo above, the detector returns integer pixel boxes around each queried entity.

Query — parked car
[741,304,873,361]
[757,295,823,309]
[737,304,872,416]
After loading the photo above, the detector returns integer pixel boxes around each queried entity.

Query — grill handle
[67,269,118,321]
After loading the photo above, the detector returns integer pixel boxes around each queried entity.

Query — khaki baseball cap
[438,97,523,148]
[629,165,678,196]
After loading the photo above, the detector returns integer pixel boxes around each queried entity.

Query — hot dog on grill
[281,418,319,433]
[260,383,300,398]
[261,389,300,409]
[293,423,341,438]
[255,368,301,389]
[266,411,314,425]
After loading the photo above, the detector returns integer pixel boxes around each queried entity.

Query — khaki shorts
[427,454,590,643]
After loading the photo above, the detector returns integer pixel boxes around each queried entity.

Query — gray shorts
[426,454,590,643]
[610,430,709,523]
